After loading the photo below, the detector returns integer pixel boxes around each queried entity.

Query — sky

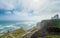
[0,0,60,22]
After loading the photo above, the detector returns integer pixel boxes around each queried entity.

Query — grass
[0,28,26,38]
[38,34,60,38]
[0,33,9,38]
[11,28,25,37]
[48,19,60,28]
[46,34,60,38]
[0,29,60,38]
[1,26,60,38]
[1,28,60,38]
[0,27,37,38]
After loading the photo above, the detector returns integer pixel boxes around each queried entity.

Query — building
[52,14,59,19]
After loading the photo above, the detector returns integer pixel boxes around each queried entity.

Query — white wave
[0,21,35,33]
[4,24,20,29]
[0,24,20,33]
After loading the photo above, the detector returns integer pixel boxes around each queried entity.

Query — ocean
[0,20,36,33]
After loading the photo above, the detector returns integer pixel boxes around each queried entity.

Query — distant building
[52,14,59,19]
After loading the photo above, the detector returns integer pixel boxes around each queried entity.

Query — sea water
[0,20,36,33]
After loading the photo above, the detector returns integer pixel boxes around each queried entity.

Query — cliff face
[37,19,60,30]
[31,19,60,38]
[37,19,60,33]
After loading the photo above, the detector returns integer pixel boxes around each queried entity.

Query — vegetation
[46,34,60,38]
[11,28,25,37]
[48,19,60,28]
[0,28,26,38]
[0,27,37,38]
[46,19,60,38]
[0,19,60,38]
[38,34,60,38]
[38,19,60,38]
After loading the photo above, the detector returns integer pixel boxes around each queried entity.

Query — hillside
[0,19,60,38]
[47,19,60,28]
[31,19,60,38]
[0,27,37,38]
[0,28,25,38]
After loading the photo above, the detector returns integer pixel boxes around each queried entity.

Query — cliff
[31,19,60,38]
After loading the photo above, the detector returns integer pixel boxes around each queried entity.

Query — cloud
[0,0,60,21]
[0,9,14,16]
[39,0,60,13]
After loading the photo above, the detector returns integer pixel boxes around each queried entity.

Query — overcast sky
[0,0,60,22]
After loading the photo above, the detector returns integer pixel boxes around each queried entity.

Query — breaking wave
[0,21,36,33]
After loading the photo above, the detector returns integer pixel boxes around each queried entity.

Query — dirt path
[9,33,16,38]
